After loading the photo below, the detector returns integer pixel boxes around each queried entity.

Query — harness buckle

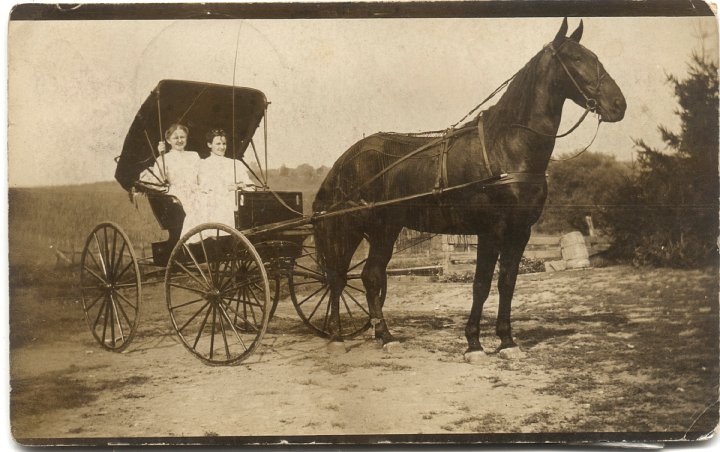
[586,98,598,112]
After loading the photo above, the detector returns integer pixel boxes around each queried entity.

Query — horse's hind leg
[361,226,402,345]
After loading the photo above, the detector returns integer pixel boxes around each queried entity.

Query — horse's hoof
[498,346,524,359]
[382,341,402,353]
[326,341,347,354]
[463,350,488,364]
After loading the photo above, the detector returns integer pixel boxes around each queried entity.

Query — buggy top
[115,79,267,191]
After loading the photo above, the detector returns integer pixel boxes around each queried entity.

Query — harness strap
[491,172,547,186]
[433,129,452,193]
[477,116,492,177]
[328,126,476,211]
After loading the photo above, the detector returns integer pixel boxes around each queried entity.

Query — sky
[7,15,719,187]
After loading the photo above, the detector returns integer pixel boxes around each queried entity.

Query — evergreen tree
[604,52,718,267]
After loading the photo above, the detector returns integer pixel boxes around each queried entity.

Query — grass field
[8,168,325,270]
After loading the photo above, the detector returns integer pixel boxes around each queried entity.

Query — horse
[311,18,627,358]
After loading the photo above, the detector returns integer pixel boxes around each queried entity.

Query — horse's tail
[311,139,373,272]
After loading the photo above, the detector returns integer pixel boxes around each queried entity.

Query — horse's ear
[569,19,583,42]
[553,17,568,45]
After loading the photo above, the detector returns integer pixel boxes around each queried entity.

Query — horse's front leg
[496,226,531,350]
[465,235,499,354]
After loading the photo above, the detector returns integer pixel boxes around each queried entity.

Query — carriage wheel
[251,240,294,321]
[288,237,386,339]
[165,223,270,365]
[80,222,141,352]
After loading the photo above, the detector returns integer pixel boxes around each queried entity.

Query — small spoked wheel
[80,222,141,352]
[289,237,385,339]
[165,223,270,365]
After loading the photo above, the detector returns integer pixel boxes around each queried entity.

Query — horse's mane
[483,47,546,143]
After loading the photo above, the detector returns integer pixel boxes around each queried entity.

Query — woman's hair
[164,123,189,141]
[205,128,227,144]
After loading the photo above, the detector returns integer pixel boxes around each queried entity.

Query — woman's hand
[157,141,166,154]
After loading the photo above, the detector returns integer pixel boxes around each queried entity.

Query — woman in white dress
[139,123,202,237]
[197,128,254,228]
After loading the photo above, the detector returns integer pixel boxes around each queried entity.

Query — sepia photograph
[6,1,719,446]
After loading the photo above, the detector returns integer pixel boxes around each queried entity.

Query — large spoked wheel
[252,240,297,321]
[289,237,386,339]
[165,223,271,365]
[80,222,141,352]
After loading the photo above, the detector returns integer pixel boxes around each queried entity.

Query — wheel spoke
[216,258,236,293]
[216,303,247,350]
[83,265,108,285]
[198,230,215,285]
[112,292,134,329]
[175,261,211,291]
[192,302,213,349]
[297,284,326,307]
[306,286,330,322]
[216,305,231,359]
[342,289,370,316]
[101,294,110,344]
[109,294,126,344]
[182,243,212,288]
[102,227,110,276]
[85,292,105,311]
[113,239,127,276]
[114,260,135,285]
[348,258,367,273]
[293,263,324,279]
[178,300,211,334]
[113,281,138,289]
[114,290,138,311]
[169,296,206,311]
[86,246,102,275]
[340,293,356,320]
[209,305,217,359]
[92,295,108,331]
[345,282,366,294]
[292,279,325,288]
[245,285,262,325]
[109,227,118,275]
[322,293,332,331]
[169,281,207,296]
[223,294,264,309]
[221,297,259,333]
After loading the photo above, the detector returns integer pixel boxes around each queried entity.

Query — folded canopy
[115,79,267,190]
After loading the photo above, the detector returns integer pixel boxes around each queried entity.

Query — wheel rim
[80,222,141,352]
[165,224,270,365]
[289,238,385,339]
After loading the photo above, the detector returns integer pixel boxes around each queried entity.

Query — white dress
[139,150,202,237]
[196,154,254,228]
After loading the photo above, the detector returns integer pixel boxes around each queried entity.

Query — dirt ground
[8,265,719,445]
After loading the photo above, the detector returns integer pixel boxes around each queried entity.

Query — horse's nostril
[614,98,626,110]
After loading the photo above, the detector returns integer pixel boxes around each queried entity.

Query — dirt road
[9,266,719,444]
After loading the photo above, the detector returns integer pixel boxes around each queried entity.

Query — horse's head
[549,18,626,123]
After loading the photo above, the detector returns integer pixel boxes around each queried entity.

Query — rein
[510,40,606,159]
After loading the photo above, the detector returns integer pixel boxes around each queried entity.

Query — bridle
[510,39,607,154]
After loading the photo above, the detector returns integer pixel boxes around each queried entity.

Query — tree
[536,152,631,234]
[603,52,719,267]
